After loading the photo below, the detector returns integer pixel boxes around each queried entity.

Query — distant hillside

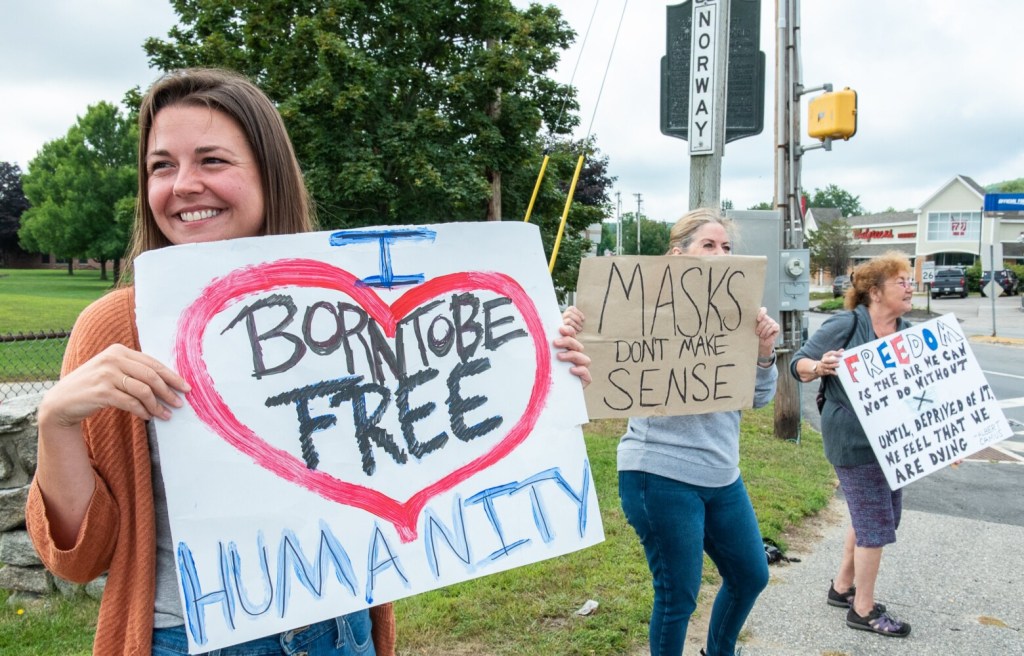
[986,178,1024,193]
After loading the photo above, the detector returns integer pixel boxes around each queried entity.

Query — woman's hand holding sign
[794,347,844,381]
[556,306,591,388]
[754,307,780,367]
[43,344,190,426]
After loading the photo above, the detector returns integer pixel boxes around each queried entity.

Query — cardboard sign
[575,255,766,418]
[836,313,1013,489]
[134,222,602,653]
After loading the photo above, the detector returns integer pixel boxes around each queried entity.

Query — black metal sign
[660,0,765,144]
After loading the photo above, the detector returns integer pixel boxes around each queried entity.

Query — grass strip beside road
[395,413,834,655]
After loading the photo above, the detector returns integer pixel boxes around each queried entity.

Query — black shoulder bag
[815,311,858,414]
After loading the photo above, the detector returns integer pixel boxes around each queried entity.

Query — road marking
[983,369,1024,381]
[998,397,1024,409]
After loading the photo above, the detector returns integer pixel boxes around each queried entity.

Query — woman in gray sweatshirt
[614,209,780,656]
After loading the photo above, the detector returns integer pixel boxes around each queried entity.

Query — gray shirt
[617,361,778,487]
[148,421,185,629]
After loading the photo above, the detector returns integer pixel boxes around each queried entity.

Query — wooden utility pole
[634,193,643,253]
[773,0,803,438]
[615,192,623,254]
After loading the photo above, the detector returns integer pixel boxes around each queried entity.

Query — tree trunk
[485,38,501,221]
[487,170,502,221]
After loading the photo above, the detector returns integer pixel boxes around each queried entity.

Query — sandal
[846,603,911,637]
[827,580,855,608]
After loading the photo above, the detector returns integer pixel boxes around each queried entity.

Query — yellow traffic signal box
[808,88,857,140]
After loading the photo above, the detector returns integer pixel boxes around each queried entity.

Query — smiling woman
[24,68,395,656]
[145,105,265,244]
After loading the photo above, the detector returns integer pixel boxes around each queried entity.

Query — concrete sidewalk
[738,484,1024,655]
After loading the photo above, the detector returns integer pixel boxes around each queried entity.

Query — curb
[969,335,1024,347]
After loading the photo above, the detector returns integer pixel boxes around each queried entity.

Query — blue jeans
[619,471,768,656]
[152,610,375,655]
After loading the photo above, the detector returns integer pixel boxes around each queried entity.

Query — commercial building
[805,175,1024,285]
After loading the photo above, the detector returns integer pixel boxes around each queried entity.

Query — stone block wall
[0,394,105,602]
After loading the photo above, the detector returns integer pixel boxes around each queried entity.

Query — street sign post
[920,261,936,284]
[921,261,935,313]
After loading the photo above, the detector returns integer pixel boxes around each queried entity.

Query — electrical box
[807,88,857,140]
[779,249,810,311]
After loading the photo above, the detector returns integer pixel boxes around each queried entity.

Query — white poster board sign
[836,313,1012,489]
[134,222,602,653]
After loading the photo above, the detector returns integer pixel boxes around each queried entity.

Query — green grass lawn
[0,268,113,383]
[0,590,99,656]
[0,268,114,333]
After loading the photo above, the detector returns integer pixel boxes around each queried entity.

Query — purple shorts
[834,461,903,548]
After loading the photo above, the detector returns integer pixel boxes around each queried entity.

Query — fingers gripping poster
[134,222,602,653]
[835,314,1013,489]
[575,255,767,419]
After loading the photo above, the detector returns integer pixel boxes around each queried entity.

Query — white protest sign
[134,222,601,653]
[836,313,1012,489]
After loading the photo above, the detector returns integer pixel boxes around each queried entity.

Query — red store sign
[853,228,893,241]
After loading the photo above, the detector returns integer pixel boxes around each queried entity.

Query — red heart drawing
[175,258,551,542]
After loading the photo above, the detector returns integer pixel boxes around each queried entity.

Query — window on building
[926,211,980,241]
[934,253,975,268]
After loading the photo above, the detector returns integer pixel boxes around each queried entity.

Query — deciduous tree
[989,178,1024,193]
[598,212,671,257]
[19,102,136,279]
[144,0,578,226]
[807,183,864,217]
[143,0,606,291]
[805,216,855,277]
[511,137,614,297]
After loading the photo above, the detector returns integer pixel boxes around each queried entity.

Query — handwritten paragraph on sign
[836,314,1012,489]
[134,223,601,653]
[575,255,766,419]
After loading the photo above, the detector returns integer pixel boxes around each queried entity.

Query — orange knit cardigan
[26,287,396,655]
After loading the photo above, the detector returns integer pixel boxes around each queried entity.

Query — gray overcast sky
[3,1,1022,222]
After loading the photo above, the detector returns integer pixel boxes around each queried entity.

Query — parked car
[930,267,968,298]
[980,269,1020,296]
[832,275,851,297]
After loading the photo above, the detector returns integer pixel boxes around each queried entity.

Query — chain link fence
[0,330,70,403]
